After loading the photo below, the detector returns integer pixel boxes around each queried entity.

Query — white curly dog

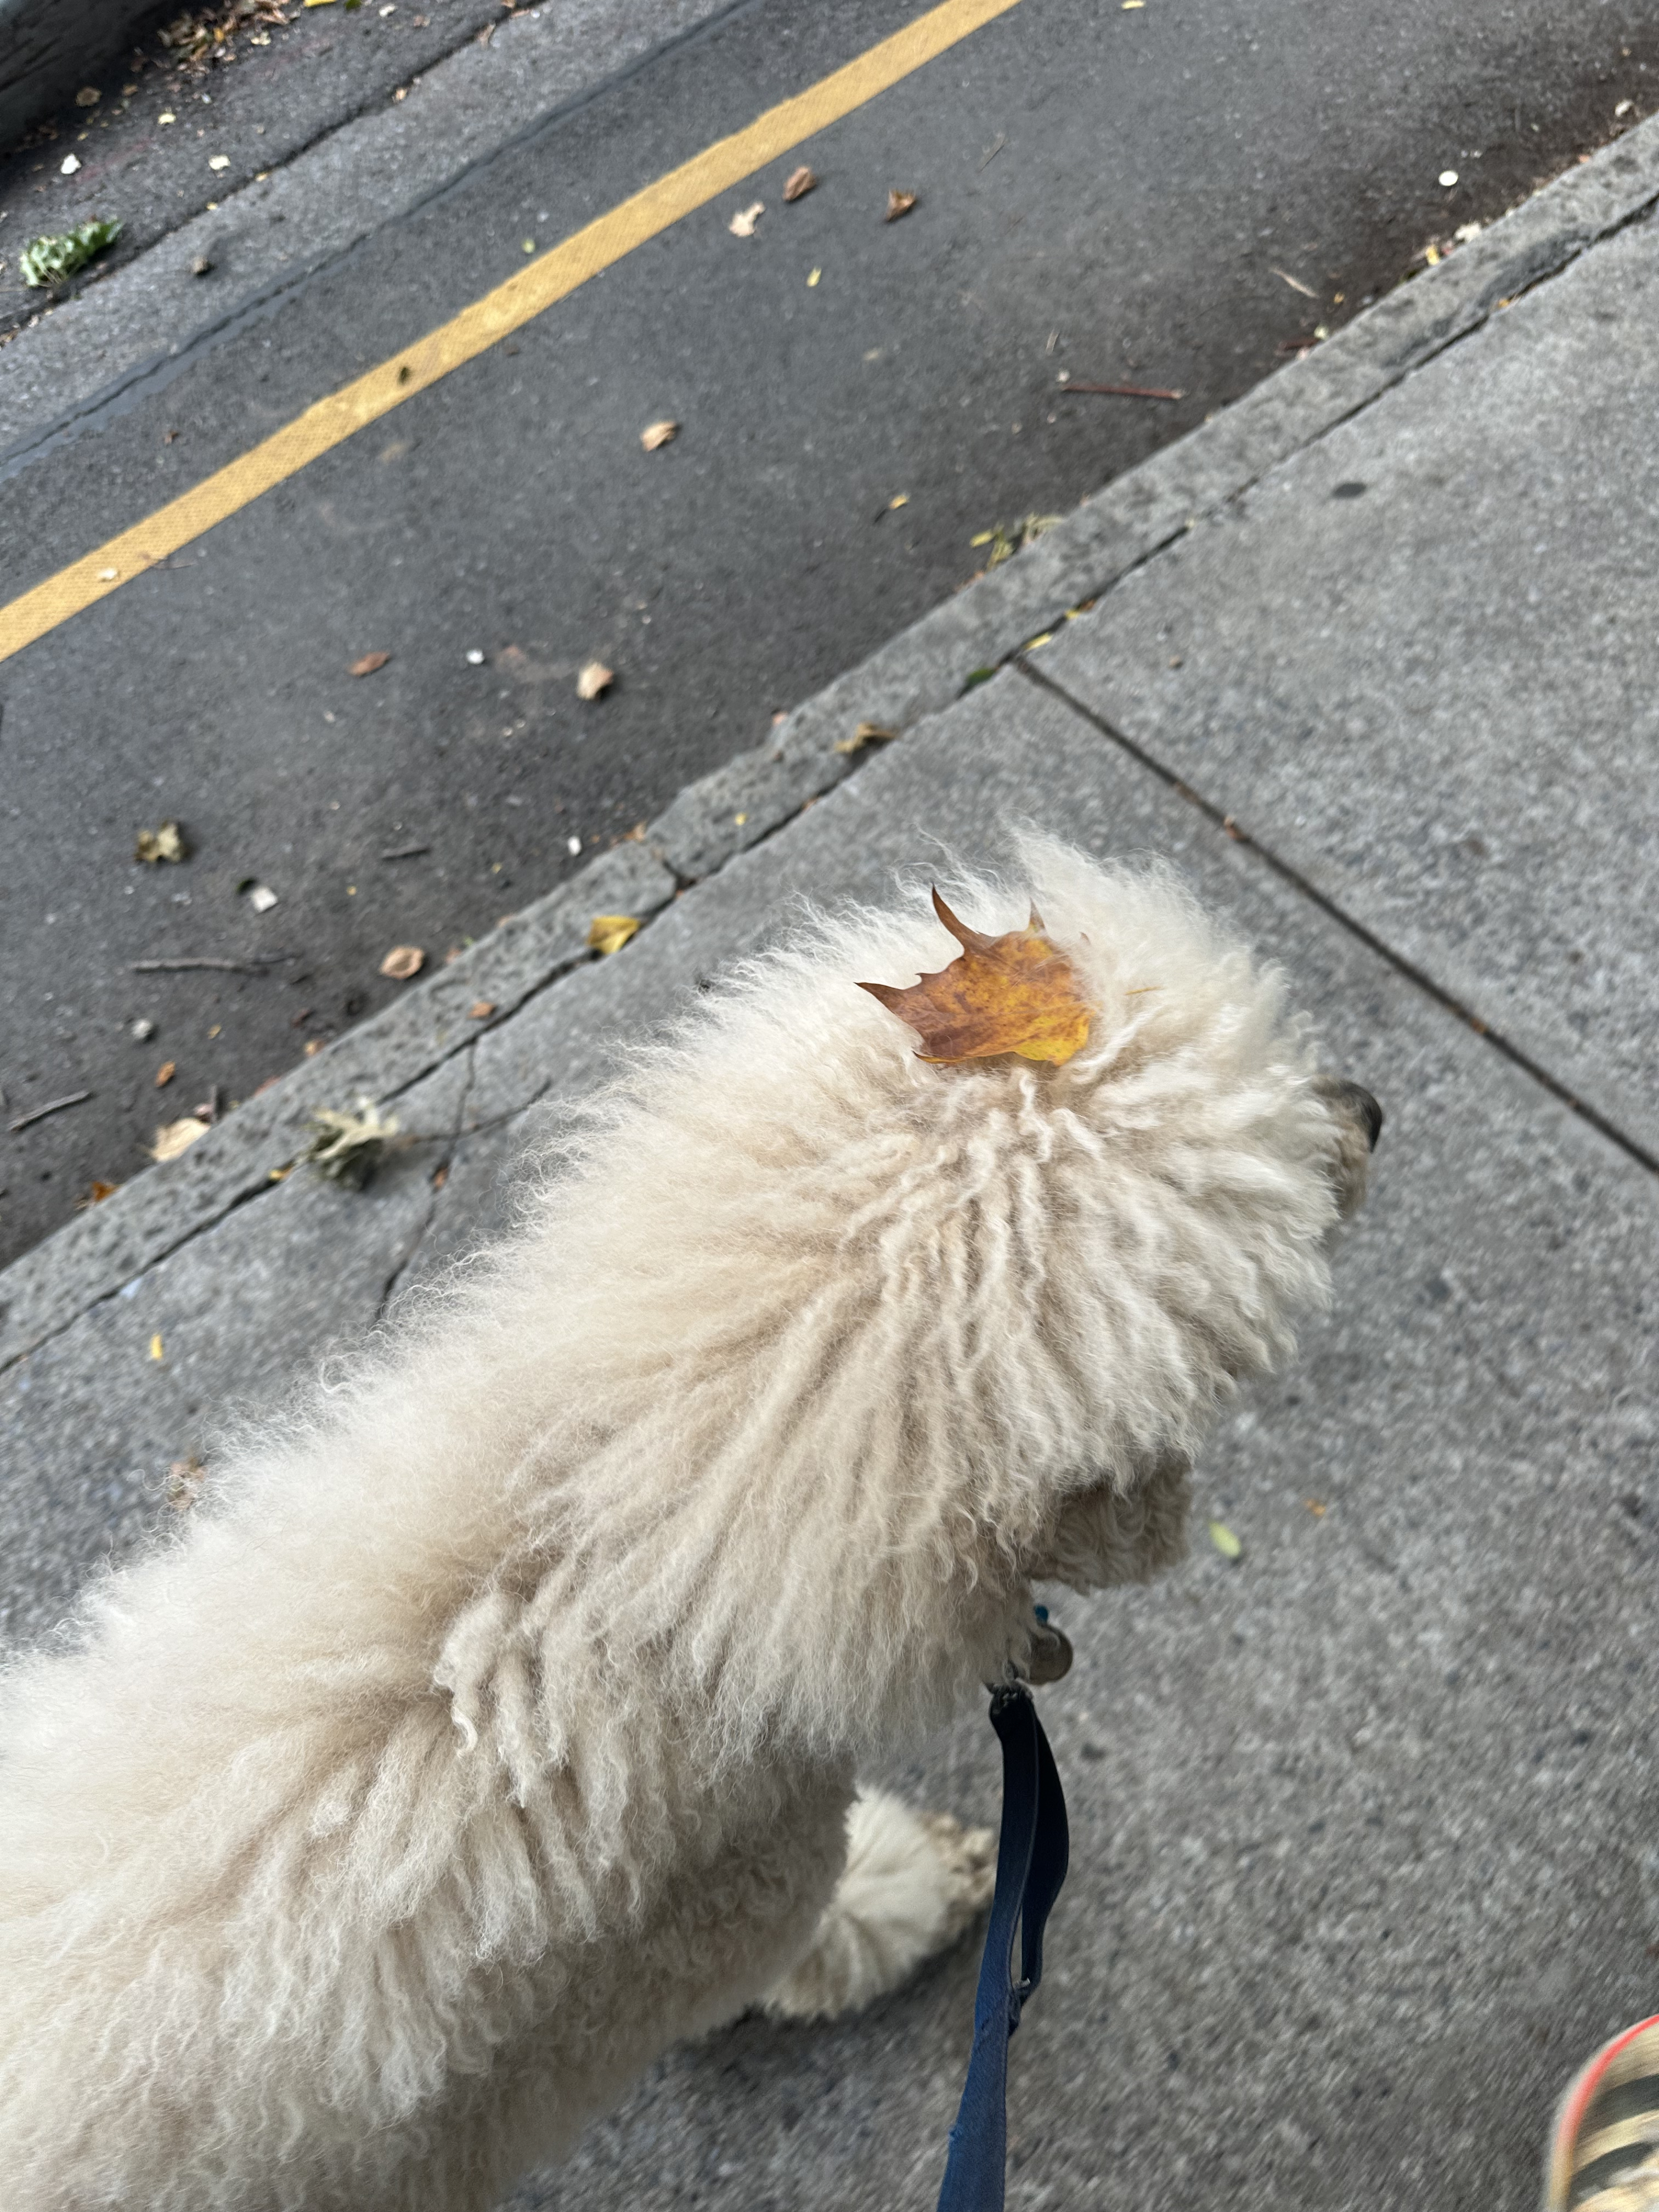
[0,840,1378,2211]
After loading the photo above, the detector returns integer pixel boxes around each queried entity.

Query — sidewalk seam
[1017,661,1659,1183]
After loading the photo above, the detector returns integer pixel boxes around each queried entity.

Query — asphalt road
[1,0,1655,1271]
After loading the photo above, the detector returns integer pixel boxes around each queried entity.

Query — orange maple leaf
[858,891,1094,1066]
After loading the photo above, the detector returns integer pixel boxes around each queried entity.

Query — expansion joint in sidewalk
[1017,659,1659,1186]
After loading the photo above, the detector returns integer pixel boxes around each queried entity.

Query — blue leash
[935,1678,1070,2212]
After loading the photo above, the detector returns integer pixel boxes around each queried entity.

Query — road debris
[302,1097,399,1188]
[783,165,816,202]
[729,201,764,238]
[379,945,425,980]
[131,953,290,973]
[132,1018,157,1040]
[75,86,101,106]
[135,820,188,864]
[161,0,291,73]
[349,649,391,676]
[885,189,917,222]
[588,915,641,956]
[577,661,614,700]
[244,883,278,912]
[9,1091,93,1133]
[467,999,496,1019]
[1272,267,1317,298]
[191,255,214,277]
[20,219,122,288]
[640,419,679,451]
[979,133,1006,168]
[166,1455,207,1510]
[75,1179,120,1209]
[155,1062,177,1087]
[968,513,1061,569]
[380,842,430,861]
[807,267,821,286]
[1059,381,1184,401]
[834,720,898,754]
[150,1333,165,1362]
[152,1115,211,1161]
[1208,1518,1243,1561]
[465,648,485,664]
[208,154,230,172]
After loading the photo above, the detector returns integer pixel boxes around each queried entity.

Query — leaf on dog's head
[858,890,1093,1066]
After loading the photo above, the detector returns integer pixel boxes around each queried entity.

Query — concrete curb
[3,108,1657,1373]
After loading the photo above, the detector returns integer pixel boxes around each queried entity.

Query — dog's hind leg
[760,1791,995,2021]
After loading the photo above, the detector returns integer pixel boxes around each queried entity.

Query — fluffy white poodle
[0,840,1378,2211]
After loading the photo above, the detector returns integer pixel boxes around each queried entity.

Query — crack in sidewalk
[374,1047,477,1322]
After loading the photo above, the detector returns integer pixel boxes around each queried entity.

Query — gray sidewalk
[5,116,1659,2212]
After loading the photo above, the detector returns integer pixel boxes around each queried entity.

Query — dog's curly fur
[0,839,1373,2211]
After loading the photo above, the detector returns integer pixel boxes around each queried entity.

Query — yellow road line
[0,0,1023,665]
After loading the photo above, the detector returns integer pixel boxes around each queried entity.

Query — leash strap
[935,1682,1070,2212]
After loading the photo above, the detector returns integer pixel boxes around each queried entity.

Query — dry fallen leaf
[302,1097,400,1189]
[134,820,187,865]
[858,891,1093,1066]
[154,1060,176,1087]
[149,1333,165,1362]
[467,999,496,1020]
[885,189,917,222]
[379,944,425,980]
[588,914,642,956]
[833,720,898,755]
[640,419,679,451]
[75,1177,119,1210]
[1208,1519,1243,1561]
[350,650,391,676]
[728,201,764,238]
[577,661,614,701]
[783,165,817,202]
[153,1116,211,1163]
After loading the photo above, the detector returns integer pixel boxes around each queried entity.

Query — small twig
[10,1090,92,1132]
[130,954,294,973]
[380,842,431,861]
[1059,381,1185,402]
[1272,266,1318,298]
[979,132,1006,168]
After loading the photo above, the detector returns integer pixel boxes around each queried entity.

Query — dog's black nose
[1344,1084,1384,1151]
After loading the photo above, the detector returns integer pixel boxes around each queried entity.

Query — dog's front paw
[920,1810,997,1939]
[763,1793,997,2021]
